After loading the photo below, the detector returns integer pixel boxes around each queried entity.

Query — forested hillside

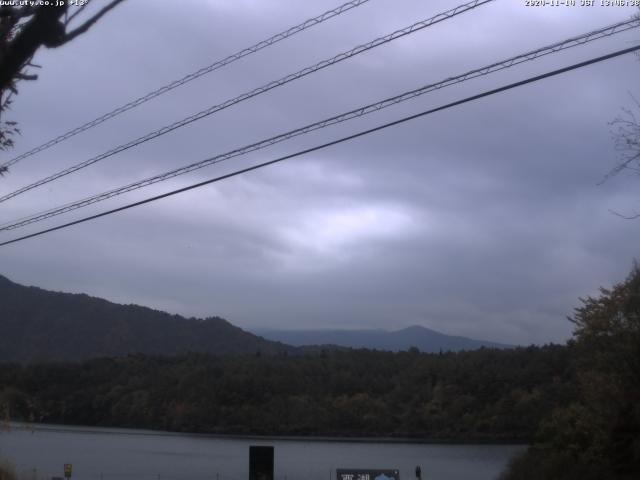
[0,345,574,441]
[0,275,292,362]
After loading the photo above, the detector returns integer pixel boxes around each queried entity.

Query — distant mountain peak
[400,325,437,333]
[253,325,513,353]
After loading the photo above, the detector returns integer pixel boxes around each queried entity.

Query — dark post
[249,445,274,480]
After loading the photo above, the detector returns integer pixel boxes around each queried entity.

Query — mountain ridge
[253,325,513,352]
[0,274,511,362]
[0,274,293,362]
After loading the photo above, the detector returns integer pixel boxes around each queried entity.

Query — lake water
[0,424,524,480]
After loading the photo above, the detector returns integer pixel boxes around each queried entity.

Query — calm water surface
[0,424,524,480]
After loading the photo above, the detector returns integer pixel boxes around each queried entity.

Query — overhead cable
[1,17,637,232]
[0,0,495,203]
[0,0,374,170]
[2,44,638,248]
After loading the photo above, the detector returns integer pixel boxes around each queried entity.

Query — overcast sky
[1,0,639,344]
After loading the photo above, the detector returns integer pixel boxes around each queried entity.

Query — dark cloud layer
[1,0,639,344]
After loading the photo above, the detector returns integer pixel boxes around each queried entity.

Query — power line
[0,0,373,170]
[1,17,637,232]
[0,0,495,204]
[1,44,638,248]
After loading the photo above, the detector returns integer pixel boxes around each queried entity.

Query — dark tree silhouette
[501,263,640,479]
[0,1,126,153]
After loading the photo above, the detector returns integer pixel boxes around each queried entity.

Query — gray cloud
[1,0,639,345]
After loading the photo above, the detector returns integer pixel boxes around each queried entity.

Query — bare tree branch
[600,93,640,185]
[62,0,126,44]
[0,1,127,159]
[0,6,38,20]
[609,208,640,220]
[0,7,67,92]
[65,3,91,27]
[14,72,38,81]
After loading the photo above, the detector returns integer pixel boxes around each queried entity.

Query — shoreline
[4,421,528,445]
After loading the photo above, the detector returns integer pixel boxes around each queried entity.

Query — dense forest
[1,267,638,478]
[0,345,573,441]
